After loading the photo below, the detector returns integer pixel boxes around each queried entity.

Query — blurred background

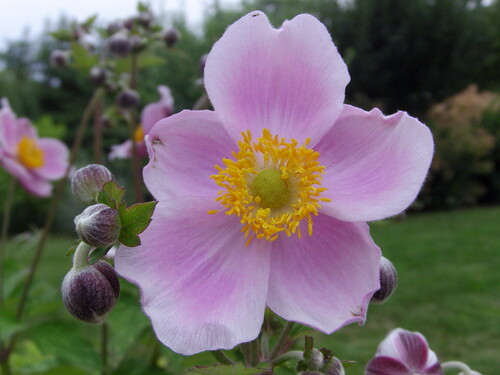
[0,0,499,374]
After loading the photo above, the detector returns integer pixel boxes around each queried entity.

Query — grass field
[2,206,499,374]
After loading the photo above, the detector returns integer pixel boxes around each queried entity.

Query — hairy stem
[442,361,474,375]
[268,321,294,360]
[271,350,303,367]
[101,323,109,375]
[0,177,16,308]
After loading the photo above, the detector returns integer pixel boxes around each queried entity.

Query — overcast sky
[0,0,240,47]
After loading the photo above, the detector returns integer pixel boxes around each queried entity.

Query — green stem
[72,242,92,271]
[0,177,16,309]
[211,350,235,365]
[268,321,294,360]
[128,53,143,203]
[0,88,105,367]
[101,323,109,375]
[93,97,104,164]
[250,337,260,366]
[271,350,303,367]
[442,361,474,375]
[240,342,252,367]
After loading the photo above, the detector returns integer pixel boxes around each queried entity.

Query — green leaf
[81,14,97,30]
[188,363,269,375]
[118,201,157,247]
[89,245,113,264]
[137,1,149,12]
[70,42,98,73]
[50,30,73,41]
[97,180,126,209]
[0,310,28,341]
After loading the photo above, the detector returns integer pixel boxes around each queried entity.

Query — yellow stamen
[134,125,145,143]
[209,129,328,243]
[17,136,44,169]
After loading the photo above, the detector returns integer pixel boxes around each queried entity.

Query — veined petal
[115,198,271,355]
[144,110,236,200]
[266,214,380,333]
[377,329,434,372]
[34,138,68,180]
[365,356,411,375]
[317,105,434,222]
[205,11,349,146]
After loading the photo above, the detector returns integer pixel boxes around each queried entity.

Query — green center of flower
[250,168,290,209]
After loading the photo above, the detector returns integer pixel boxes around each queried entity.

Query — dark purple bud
[71,164,114,205]
[324,357,345,375]
[123,17,135,30]
[50,50,70,67]
[108,32,131,56]
[89,66,108,86]
[138,11,154,27]
[199,53,208,74]
[163,27,179,47]
[75,204,121,248]
[62,260,120,324]
[117,89,140,109]
[107,21,123,35]
[371,256,398,304]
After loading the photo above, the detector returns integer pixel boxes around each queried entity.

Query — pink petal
[141,85,174,134]
[109,140,133,160]
[377,329,434,372]
[34,138,69,180]
[204,11,349,145]
[114,198,271,355]
[266,214,381,333]
[365,356,411,375]
[144,110,236,200]
[317,105,434,222]
[1,157,52,197]
[0,98,18,154]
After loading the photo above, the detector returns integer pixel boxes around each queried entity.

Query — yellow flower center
[17,136,45,169]
[209,129,330,245]
[133,125,145,143]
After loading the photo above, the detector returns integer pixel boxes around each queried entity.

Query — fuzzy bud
[138,11,154,27]
[50,49,70,67]
[75,204,121,248]
[62,260,120,324]
[163,27,179,47]
[371,256,398,304]
[130,35,147,53]
[108,32,131,56]
[117,89,140,109]
[71,164,113,205]
[89,66,108,86]
[303,348,325,371]
[323,357,345,375]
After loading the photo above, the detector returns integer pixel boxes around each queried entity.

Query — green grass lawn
[2,206,499,374]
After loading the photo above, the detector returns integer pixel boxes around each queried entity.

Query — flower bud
[123,17,135,30]
[303,348,324,371]
[130,35,146,53]
[75,204,121,248]
[371,256,398,304]
[62,260,120,324]
[71,164,114,205]
[138,11,153,27]
[106,21,123,35]
[50,49,70,67]
[108,32,131,56]
[163,27,179,47]
[117,89,140,109]
[323,357,345,375]
[89,66,108,86]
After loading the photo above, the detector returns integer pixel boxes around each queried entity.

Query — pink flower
[109,85,174,160]
[0,99,69,197]
[366,328,443,375]
[115,12,434,355]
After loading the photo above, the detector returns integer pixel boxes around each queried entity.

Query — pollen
[17,136,45,169]
[133,125,145,143]
[210,129,327,243]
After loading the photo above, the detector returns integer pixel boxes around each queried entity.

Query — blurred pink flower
[115,12,434,355]
[0,99,69,197]
[366,328,443,375]
[109,85,174,160]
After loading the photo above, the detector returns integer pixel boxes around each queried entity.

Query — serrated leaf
[70,42,98,72]
[89,245,113,264]
[118,201,157,247]
[66,239,82,257]
[188,363,268,375]
[97,180,125,209]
